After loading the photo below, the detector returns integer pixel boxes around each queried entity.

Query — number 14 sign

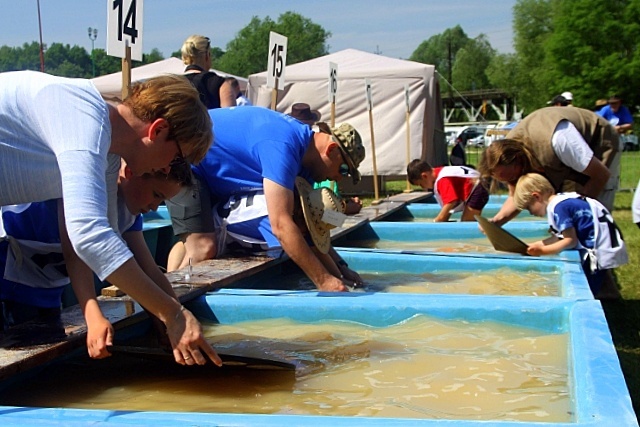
[107,0,144,61]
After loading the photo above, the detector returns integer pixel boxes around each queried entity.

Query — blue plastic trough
[230,250,591,299]
[384,203,538,222]
[333,221,581,263]
[0,291,633,426]
[411,194,510,205]
[141,205,176,267]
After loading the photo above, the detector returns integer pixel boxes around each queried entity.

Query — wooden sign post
[107,0,144,99]
[121,42,132,99]
[267,31,287,110]
[366,79,382,205]
[404,84,414,193]
[328,62,337,128]
[328,62,338,192]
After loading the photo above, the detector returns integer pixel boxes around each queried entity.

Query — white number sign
[328,62,338,103]
[107,0,144,61]
[267,32,287,90]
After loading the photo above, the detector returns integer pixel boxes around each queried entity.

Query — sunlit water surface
[0,316,571,422]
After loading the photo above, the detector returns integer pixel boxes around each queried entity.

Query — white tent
[248,49,447,178]
[91,57,247,101]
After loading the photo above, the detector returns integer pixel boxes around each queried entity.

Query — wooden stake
[404,84,414,193]
[404,108,413,193]
[330,102,336,128]
[270,77,278,110]
[121,44,132,100]
[368,107,382,205]
[328,100,337,192]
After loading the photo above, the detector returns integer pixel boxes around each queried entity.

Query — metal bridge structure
[441,89,523,124]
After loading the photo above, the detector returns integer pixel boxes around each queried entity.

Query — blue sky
[1,0,517,61]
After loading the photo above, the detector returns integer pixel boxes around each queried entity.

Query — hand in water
[526,241,545,256]
[318,276,349,292]
[341,267,364,288]
[166,306,223,366]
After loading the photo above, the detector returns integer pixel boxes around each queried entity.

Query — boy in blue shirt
[0,159,190,359]
[513,173,628,297]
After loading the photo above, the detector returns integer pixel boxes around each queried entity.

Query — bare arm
[123,229,179,348]
[527,228,578,256]
[434,201,457,222]
[167,232,217,272]
[581,156,611,199]
[264,179,347,292]
[123,229,177,298]
[219,81,237,107]
[490,184,521,226]
[105,258,221,366]
[57,200,114,359]
[616,123,633,134]
[328,246,364,286]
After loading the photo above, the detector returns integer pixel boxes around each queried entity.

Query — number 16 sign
[107,0,144,61]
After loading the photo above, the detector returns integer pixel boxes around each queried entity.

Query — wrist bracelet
[337,259,349,268]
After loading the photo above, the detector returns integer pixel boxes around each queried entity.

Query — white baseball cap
[561,91,573,101]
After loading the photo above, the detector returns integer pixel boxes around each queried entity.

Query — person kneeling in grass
[513,173,628,298]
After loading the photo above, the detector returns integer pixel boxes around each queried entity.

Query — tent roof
[247,48,446,176]
[250,49,434,82]
[92,57,246,100]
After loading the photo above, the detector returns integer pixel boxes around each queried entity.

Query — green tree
[49,60,86,78]
[511,0,640,113]
[543,0,640,109]
[45,43,91,77]
[486,53,520,96]
[215,12,330,76]
[93,49,124,76]
[138,48,164,66]
[0,42,43,72]
[511,0,554,111]
[409,26,470,88]
[451,35,496,91]
[0,45,19,71]
[171,46,225,62]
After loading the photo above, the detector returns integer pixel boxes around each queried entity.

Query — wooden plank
[101,285,124,297]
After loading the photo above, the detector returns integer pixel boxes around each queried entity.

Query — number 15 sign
[266,32,287,90]
[107,0,144,61]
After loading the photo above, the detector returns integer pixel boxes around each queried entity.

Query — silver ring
[184,356,191,360]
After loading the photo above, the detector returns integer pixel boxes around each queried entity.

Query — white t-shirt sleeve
[550,120,594,173]
[633,179,640,224]
[57,150,132,281]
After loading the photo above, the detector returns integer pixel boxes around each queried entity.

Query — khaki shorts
[165,174,215,236]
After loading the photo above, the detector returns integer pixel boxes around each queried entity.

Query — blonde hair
[513,173,555,211]
[123,74,213,164]
[181,35,210,66]
[477,138,542,182]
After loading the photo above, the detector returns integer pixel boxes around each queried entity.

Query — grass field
[365,151,640,416]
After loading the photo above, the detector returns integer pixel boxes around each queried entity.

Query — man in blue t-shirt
[166,107,366,292]
[596,94,634,134]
